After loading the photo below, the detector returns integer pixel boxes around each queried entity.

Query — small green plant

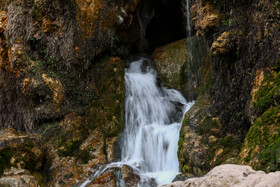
[222,18,231,26]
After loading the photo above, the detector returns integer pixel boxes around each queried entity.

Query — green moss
[79,150,94,164]
[254,69,280,114]
[24,149,38,172]
[241,106,280,172]
[85,57,125,138]
[0,148,12,176]
[177,128,185,159]
[221,135,235,147]
[0,142,43,177]
[178,115,189,161]
[213,135,241,166]
[58,139,83,157]
[111,34,129,57]
[32,0,42,23]
[197,116,219,136]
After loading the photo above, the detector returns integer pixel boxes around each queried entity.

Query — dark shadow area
[145,0,185,53]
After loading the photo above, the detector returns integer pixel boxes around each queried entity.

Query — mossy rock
[178,96,241,176]
[85,57,125,138]
[253,69,280,115]
[43,112,91,162]
[153,37,209,101]
[239,106,280,172]
[0,128,45,177]
[178,97,219,175]
[241,62,280,171]
[152,38,188,91]
[0,147,12,176]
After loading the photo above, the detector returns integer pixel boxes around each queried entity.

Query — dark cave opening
[144,0,186,53]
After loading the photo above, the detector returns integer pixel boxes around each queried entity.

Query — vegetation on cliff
[0,0,280,185]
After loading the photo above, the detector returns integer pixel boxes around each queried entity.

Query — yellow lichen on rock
[191,1,221,35]
[0,128,45,184]
[251,69,265,103]
[42,73,65,109]
[0,11,7,33]
[41,17,60,34]
[0,11,10,76]
[22,77,31,94]
[246,69,265,123]
[210,30,243,56]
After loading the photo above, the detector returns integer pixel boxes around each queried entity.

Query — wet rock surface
[172,172,194,182]
[153,37,208,101]
[152,38,188,91]
[87,165,142,187]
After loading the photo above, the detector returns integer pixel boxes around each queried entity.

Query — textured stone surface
[178,95,241,176]
[45,57,125,186]
[0,0,137,132]
[161,164,280,187]
[0,128,44,176]
[191,1,221,36]
[0,168,40,187]
[210,30,243,56]
[152,38,188,90]
[0,129,44,186]
[153,36,208,101]
[87,165,141,187]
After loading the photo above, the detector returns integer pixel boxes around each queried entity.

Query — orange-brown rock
[88,172,117,187]
[246,69,265,124]
[0,11,7,33]
[87,165,141,187]
[210,30,243,56]
[42,73,65,109]
[191,1,221,35]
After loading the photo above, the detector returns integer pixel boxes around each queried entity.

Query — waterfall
[185,0,192,37]
[121,58,194,186]
[80,58,194,187]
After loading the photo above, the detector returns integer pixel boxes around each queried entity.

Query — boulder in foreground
[161,164,280,187]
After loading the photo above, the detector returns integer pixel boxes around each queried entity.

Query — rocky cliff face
[0,0,280,186]
[0,0,142,132]
[0,0,132,185]
[175,0,280,176]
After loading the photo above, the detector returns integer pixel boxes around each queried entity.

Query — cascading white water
[185,0,192,37]
[121,58,194,186]
[81,58,194,187]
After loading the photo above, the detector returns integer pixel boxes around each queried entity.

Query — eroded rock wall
[177,0,280,176]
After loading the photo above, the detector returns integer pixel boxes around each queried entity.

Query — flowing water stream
[81,58,194,187]
[122,58,194,185]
